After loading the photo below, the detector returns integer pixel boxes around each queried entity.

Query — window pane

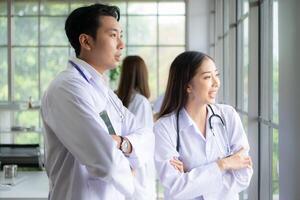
[119,16,127,45]
[0,0,7,15]
[242,18,249,111]
[223,1,229,32]
[13,17,38,45]
[243,0,249,14]
[0,47,8,100]
[128,2,157,15]
[14,110,40,144]
[0,17,7,45]
[13,0,38,16]
[237,0,249,18]
[13,47,38,101]
[272,128,279,200]
[40,17,68,46]
[158,47,184,95]
[159,16,185,45]
[40,1,69,15]
[158,2,185,15]
[40,47,68,94]
[127,47,157,100]
[223,35,230,102]
[70,1,96,11]
[240,114,248,135]
[128,16,157,45]
[272,1,279,124]
[109,1,126,15]
[71,1,126,15]
[15,132,40,144]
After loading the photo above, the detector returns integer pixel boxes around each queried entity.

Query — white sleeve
[121,108,154,169]
[154,119,224,199]
[42,79,134,196]
[129,96,154,129]
[110,93,154,169]
[220,106,253,194]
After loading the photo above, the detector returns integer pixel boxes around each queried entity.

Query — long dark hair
[158,51,212,119]
[116,55,150,107]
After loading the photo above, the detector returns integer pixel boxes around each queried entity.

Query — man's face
[90,16,125,72]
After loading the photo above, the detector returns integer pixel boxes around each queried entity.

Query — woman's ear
[79,34,92,51]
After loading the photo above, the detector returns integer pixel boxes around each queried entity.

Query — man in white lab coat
[41,4,154,200]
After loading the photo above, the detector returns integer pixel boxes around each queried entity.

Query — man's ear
[186,84,192,93]
[79,34,92,51]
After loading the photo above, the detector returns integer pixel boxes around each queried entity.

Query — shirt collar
[69,57,109,87]
[177,108,194,132]
[68,57,110,96]
[178,105,214,133]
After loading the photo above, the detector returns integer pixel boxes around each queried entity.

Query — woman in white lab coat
[154,51,253,200]
[117,55,156,200]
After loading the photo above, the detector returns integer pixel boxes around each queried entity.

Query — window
[237,0,249,112]
[0,0,8,101]
[272,1,279,199]
[125,1,186,100]
[0,0,186,145]
[0,1,185,199]
[260,0,279,199]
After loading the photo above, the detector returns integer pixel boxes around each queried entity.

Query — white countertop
[0,171,49,200]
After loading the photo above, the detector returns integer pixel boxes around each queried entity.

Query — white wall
[187,0,210,53]
[279,0,300,199]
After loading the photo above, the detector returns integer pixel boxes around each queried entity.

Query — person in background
[154,51,253,199]
[41,4,154,200]
[116,55,156,200]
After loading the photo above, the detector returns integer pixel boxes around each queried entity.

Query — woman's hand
[170,157,185,173]
[217,147,252,171]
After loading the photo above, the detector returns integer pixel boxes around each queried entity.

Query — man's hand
[111,135,133,155]
[111,135,122,149]
[170,157,185,173]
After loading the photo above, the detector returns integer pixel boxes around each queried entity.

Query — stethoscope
[176,104,232,157]
[69,60,125,122]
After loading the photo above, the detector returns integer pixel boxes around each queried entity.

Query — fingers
[239,156,253,169]
[247,156,253,168]
[171,157,183,165]
[170,157,184,173]
[226,152,253,170]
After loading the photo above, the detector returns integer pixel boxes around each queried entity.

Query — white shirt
[127,92,156,200]
[154,104,253,200]
[41,57,154,200]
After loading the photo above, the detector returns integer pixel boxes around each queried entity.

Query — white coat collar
[178,105,215,133]
[69,57,109,95]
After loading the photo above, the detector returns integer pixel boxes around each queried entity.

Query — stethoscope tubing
[176,104,232,156]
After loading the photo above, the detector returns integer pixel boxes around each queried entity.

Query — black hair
[158,51,214,119]
[65,3,120,56]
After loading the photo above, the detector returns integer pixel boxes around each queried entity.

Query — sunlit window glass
[272,1,279,124]
[13,47,38,101]
[128,2,157,15]
[0,48,8,101]
[272,128,279,200]
[128,16,157,45]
